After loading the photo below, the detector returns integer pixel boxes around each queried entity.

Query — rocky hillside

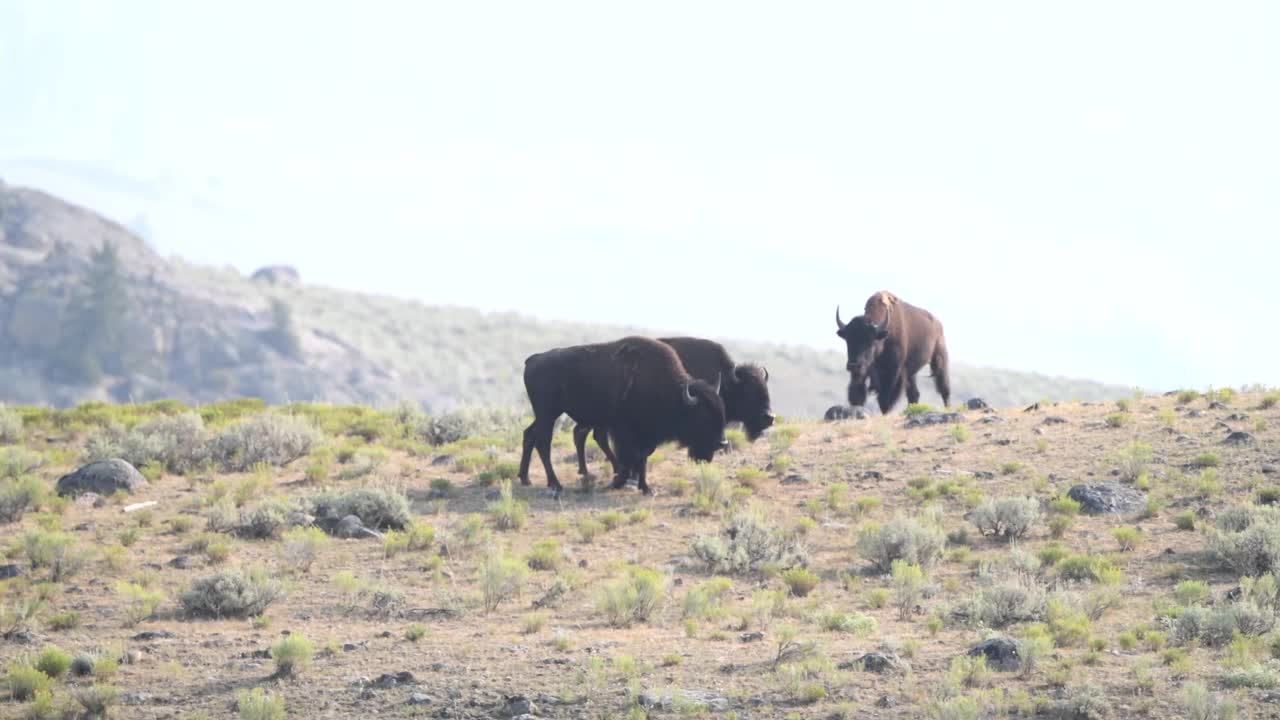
[0,180,1135,416]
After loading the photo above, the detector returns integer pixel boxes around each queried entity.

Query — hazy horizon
[3,1,1277,392]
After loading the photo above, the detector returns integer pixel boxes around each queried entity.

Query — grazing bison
[518,336,727,495]
[835,291,950,414]
[572,337,774,479]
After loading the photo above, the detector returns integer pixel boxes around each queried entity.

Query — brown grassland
[1,388,1278,719]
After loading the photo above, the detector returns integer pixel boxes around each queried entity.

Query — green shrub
[486,481,527,531]
[955,583,1045,628]
[271,634,314,677]
[0,405,23,443]
[116,582,164,626]
[856,516,945,572]
[1260,392,1280,410]
[84,412,210,474]
[1192,453,1221,469]
[682,577,732,620]
[818,611,877,635]
[4,662,51,701]
[1211,517,1280,576]
[891,560,925,620]
[526,538,562,571]
[596,567,667,627]
[23,530,89,582]
[0,447,45,481]
[33,646,72,679]
[1114,442,1154,482]
[478,551,528,612]
[180,567,284,618]
[1113,526,1142,552]
[1181,681,1238,720]
[236,687,286,720]
[904,403,937,417]
[48,611,80,631]
[1174,511,1197,531]
[781,568,820,597]
[1104,412,1131,428]
[0,476,45,524]
[969,497,1041,542]
[405,624,427,642]
[1175,580,1211,606]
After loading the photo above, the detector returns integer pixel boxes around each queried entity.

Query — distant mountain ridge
[0,179,1136,415]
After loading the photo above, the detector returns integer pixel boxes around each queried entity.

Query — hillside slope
[0,179,1135,416]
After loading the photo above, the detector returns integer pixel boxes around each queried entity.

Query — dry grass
[0,392,1275,717]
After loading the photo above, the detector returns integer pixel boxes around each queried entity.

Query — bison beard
[518,336,727,495]
[572,337,774,482]
[835,292,951,414]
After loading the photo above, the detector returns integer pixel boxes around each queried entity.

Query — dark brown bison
[571,337,774,478]
[835,291,950,414]
[517,336,727,495]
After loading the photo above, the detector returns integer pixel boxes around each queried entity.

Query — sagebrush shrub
[180,567,284,618]
[955,582,1046,628]
[486,481,527,531]
[0,476,45,523]
[478,550,528,612]
[209,414,320,472]
[1211,515,1280,576]
[34,646,72,678]
[693,505,807,575]
[969,497,1041,542]
[280,526,330,573]
[4,661,51,701]
[0,404,22,443]
[85,412,210,474]
[856,516,946,572]
[237,687,286,720]
[271,634,314,677]
[310,486,410,530]
[74,684,119,716]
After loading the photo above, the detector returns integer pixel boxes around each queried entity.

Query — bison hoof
[608,477,629,490]
[639,486,654,496]
[519,477,531,486]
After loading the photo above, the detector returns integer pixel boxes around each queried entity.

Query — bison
[835,291,950,414]
[517,336,727,495]
[571,337,774,479]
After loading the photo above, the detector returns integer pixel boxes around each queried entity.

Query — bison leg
[876,370,906,414]
[518,421,539,486]
[905,374,921,405]
[592,427,621,477]
[635,457,652,495]
[607,427,641,490]
[521,417,562,492]
[572,424,592,476]
[930,340,951,408]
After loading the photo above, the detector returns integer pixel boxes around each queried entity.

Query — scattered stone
[0,564,23,579]
[1224,431,1255,446]
[167,555,197,569]
[968,637,1021,672]
[1188,409,1205,418]
[638,690,729,713]
[131,630,175,641]
[861,470,884,481]
[1023,402,1040,413]
[250,265,301,286]
[876,695,897,708]
[73,493,104,508]
[431,455,453,466]
[824,405,853,421]
[343,642,367,652]
[1209,401,1229,410]
[123,649,143,665]
[1226,413,1250,421]
[740,632,764,643]
[1068,482,1147,515]
[120,692,153,705]
[1263,464,1279,475]
[840,652,909,674]
[977,415,1005,424]
[499,695,536,718]
[285,511,315,528]
[372,671,415,688]
[973,470,995,480]
[905,412,962,428]
[123,500,158,513]
[1042,416,1068,426]
[780,473,809,485]
[56,459,148,498]
[966,398,989,410]
[334,515,383,540]
[409,693,433,705]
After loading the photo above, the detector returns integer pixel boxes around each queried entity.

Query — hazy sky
[2,1,1277,391]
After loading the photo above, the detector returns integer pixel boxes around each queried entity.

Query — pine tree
[49,241,132,383]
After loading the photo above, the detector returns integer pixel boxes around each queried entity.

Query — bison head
[835,305,889,407]
[723,364,775,441]
[678,377,727,463]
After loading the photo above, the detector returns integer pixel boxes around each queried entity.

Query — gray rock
[968,637,1021,672]
[1068,482,1147,515]
[740,632,765,643]
[0,564,22,579]
[824,405,868,421]
[131,630,175,641]
[905,412,963,427]
[1263,464,1279,475]
[876,694,897,708]
[840,652,909,674]
[334,514,382,540]
[780,473,809,485]
[285,511,315,528]
[409,693,433,705]
[431,454,453,466]
[1209,401,1229,410]
[1226,413,1250,421]
[56,459,148,498]
[371,671,415,688]
[73,493,104,508]
[978,415,1005,424]
[1042,416,1068,425]
[1224,431,1255,446]
[250,265,301,286]
[167,555,197,569]
[120,692,153,704]
[499,695,536,718]
[966,398,989,410]
[638,690,729,713]
[1188,409,1206,418]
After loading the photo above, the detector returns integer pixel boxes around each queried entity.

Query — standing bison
[835,291,950,414]
[572,337,774,479]
[518,336,727,495]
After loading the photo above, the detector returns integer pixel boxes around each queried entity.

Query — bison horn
[732,365,745,383]
[683,382,698,406]
[714,373,722,395]
[835,305,846,330]
[875,305,892,333]
[762,366,769,382]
